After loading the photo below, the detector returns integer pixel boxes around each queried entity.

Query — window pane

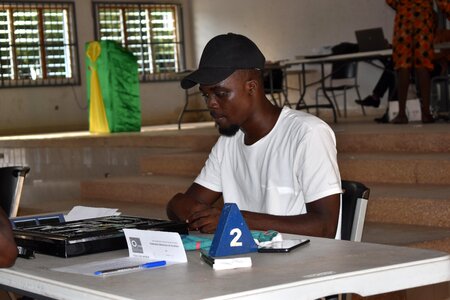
[125,9,152,73]
[150,8,178,73]
[0,1,79,88]
[0,10,13,80]
[94,2,185,81]
[14,10,41,80]
[43,9,72,78]
[98,9,123,44]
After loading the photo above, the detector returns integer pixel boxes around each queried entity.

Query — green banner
[86,41,141,133]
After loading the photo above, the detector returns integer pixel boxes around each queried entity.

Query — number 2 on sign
[229,228,243,247]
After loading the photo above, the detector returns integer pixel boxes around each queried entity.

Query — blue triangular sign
[209,203,258,257]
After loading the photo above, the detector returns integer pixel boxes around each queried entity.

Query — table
[435,42,450,50]
[264,62,291,108]
[284,49,393,122]
[177,87,206,130]
[0,234,449,300]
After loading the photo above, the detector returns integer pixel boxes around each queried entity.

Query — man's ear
[247,79,258,95]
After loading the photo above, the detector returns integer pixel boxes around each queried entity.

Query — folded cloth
[181,230,281,251]
[181,235,213,251]
[251,230,281,245]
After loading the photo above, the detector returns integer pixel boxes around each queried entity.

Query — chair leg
[331,90,342,118]
[282,90,291,108]
[355,86,366,116]
[177,92,189,130]
[343,89,347,118]
[268,93,278,107]
[315,88,321,116]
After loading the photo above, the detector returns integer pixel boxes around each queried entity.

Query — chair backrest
[0,166,30,218]
[329,42,359,82]
[263,67,284,92]
[341,180,370,242]
[331,61,358,80]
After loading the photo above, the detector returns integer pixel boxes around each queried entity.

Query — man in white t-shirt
[166,33,342,238]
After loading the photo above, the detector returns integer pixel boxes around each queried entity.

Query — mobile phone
[257,239,310,253]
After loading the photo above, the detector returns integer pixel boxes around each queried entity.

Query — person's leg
[374,59,397,123]
[415,67,434,123]
[391,68,409,124]
[373,70,397,123]
[355,71,387,107]
[372,69,392,99]
[356,58,396,109]
[355,95,380,107]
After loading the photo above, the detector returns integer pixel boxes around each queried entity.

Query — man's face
[199,70,253,136]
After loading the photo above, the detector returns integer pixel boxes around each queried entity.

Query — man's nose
[205,96,219,109]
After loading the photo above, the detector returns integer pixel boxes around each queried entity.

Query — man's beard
[218,124,240,136]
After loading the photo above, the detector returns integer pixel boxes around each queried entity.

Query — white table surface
[435,42,450,50]
[287,49,393,66]
[0,235,449,300]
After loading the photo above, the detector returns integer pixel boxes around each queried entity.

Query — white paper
[124,229,187,263]
[213,257,252,270]
[388,99,422,122]
[52,229,187,277]
[64,205,120,222]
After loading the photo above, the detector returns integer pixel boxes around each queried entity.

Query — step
[80,175,193,205]
[140,152,209,176]
[362,222,450,253]
[140,151,450,184]
[333,123,450,153]
[364,183,450,228]
[17,178,173,219]
[0,127,219,151]
[338,152,450,185]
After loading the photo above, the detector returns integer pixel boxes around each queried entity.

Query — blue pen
[94,260,167,275]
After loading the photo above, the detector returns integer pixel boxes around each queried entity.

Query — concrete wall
[0,0,394,135]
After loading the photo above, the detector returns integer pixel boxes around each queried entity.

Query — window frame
[92,1,186,82]
[0,1,80,88]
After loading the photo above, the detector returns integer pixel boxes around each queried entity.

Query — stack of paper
[200,251,252,271]
[64,206,121,221]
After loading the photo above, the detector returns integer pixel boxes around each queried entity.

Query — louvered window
[93,2,185,81]
[0,1,79,88]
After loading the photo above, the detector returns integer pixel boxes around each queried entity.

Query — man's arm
[242,194,340,238]
[185,193,340,237]
[0,209,18,268]
[166,183,222,232]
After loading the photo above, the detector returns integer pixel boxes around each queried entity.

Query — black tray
[13,215,188,258]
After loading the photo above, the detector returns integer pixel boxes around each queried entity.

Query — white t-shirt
[195,107,342,237]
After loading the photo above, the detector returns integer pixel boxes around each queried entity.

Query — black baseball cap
[181,33,265,89]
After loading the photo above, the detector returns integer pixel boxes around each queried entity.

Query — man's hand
[166,183,223,232]
[187,202,222,233]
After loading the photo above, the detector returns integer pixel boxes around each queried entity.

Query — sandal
[421,113,435,124]
[391,115,408,124]
[355,95,381,108]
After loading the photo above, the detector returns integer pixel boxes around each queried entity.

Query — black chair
[322,180,370,300]
[341,180,370,242]
[430,75,450,121]
[264,64,290,108]
[0,166,30,218]
[177,88,208,130]
[316,61,366,118]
